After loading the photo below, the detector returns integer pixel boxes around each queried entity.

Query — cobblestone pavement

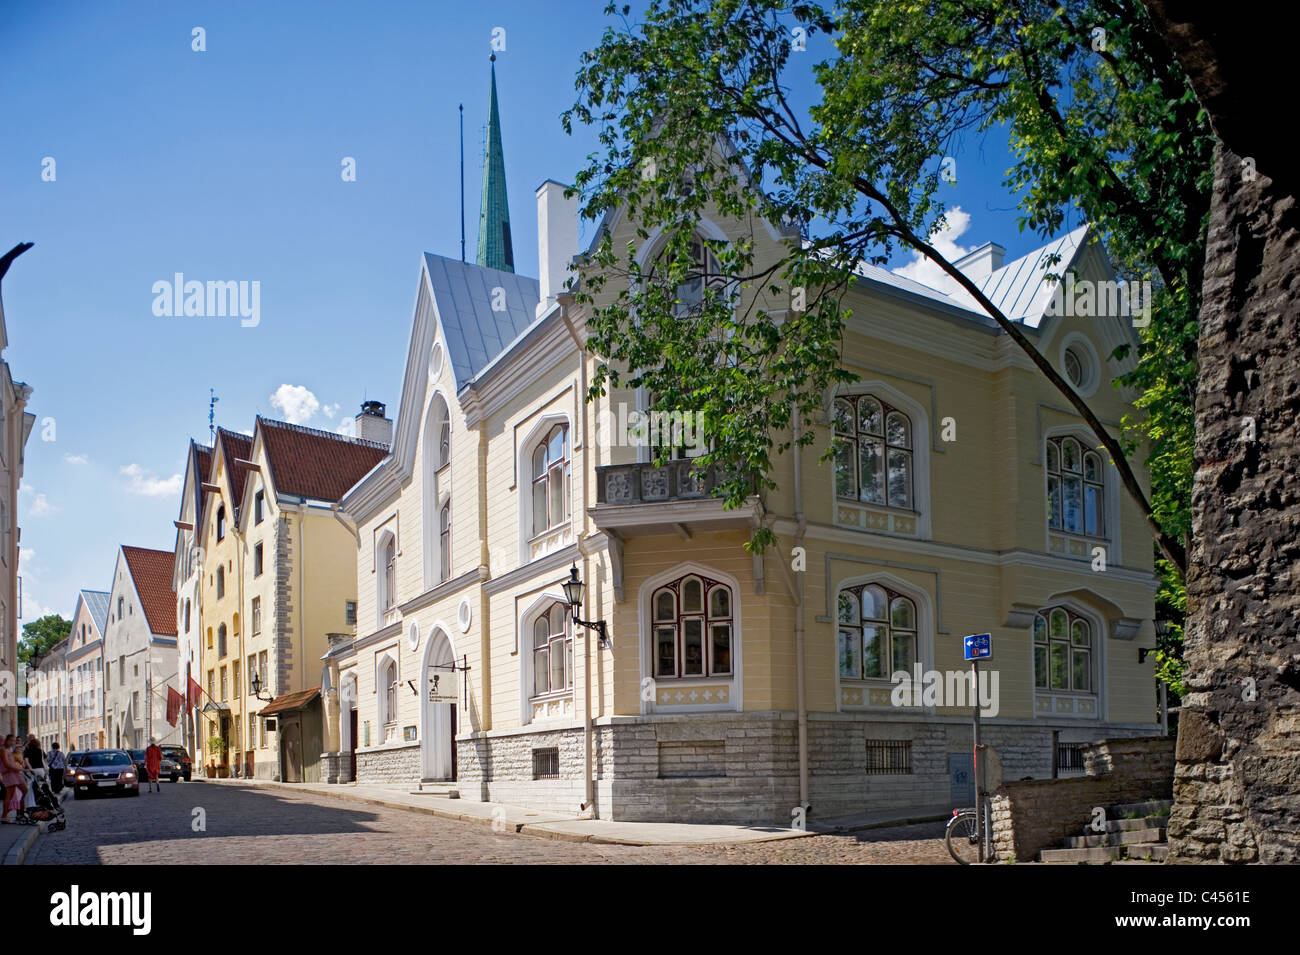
[24,781,955,864]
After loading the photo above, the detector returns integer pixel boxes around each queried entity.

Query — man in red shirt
[144,738,163,793]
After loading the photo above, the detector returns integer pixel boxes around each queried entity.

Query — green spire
[476,55,514,272]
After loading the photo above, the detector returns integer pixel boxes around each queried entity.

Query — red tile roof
[121,546,178,636]
[215,429,254,520]
[258,417,388,503]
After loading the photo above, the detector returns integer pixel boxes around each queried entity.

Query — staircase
[1037,800,1171,863]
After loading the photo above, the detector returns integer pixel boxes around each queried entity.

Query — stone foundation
[450,713,1159,824]
[320,751,351,784]
[355,742,420,783]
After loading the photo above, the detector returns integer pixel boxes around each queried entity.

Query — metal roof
[81,589,111,637]
[423,252,540,384]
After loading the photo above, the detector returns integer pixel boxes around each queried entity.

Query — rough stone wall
[991,736,1175,862]
[1145,2,1300,866]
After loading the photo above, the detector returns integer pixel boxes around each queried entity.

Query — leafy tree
[564,0,1210,686]
[19,614,72,667]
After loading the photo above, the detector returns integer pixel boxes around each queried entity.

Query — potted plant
[207,736,226,777]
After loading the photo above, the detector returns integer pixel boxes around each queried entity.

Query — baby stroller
[20,771,66,832]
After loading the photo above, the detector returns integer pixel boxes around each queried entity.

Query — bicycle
[945,807,980,864]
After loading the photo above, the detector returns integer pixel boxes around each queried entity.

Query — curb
[812,811,952,835]
[212,777,811,846]
[2,821,46,866]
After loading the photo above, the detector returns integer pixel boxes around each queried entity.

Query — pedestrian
[144,737,162,793]
[1,735,26,823]
[23,735,45,781]
[47,743,66,794]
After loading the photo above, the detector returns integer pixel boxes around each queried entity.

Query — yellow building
[330,101,1157,822]
[194,419,386,781]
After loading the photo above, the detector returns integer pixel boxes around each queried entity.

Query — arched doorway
[421,628,457,781]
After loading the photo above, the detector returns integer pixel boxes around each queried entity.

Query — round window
[429,343,444,381]
[1064,346,1086,387]
[408,621,420,651]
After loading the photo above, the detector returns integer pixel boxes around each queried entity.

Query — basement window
[864,739,911,775]
[532,747,559,780]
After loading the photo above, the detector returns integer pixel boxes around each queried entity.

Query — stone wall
[356,742,420,783]
[990,736,1175,862]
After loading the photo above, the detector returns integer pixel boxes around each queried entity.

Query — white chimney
[953,241,1006,281]
[535,179,580,318]
[354,401,392,448]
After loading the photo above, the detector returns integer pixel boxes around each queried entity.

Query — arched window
[837,583,917,680]
[531,424,570,538]
[650,574,733,679]
[216,566,225,599]
[1033,607,1093,692]
[647,233,728,318]
[380,657,398,739]
[833,395,912,509]
[439,502,451,583]
[216,505,226,541]
[531,603,572,698]
[184,599,191,632]
[423,394,452,587]
[1046,436,1104,536]
[217,623,227,658]
[382,536,396,611]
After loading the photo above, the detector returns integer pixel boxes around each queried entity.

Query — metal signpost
[963,633,992,863]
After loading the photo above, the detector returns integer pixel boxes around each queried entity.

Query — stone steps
[1037,801,1172,863]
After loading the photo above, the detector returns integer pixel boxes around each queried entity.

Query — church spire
[476,54,514,273]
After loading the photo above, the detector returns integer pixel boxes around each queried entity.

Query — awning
[257,687,321,718]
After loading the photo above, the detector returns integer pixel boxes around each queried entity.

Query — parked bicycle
[945,807,980,864]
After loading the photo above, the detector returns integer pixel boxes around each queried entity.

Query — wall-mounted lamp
[249,671,273,702]
[563,564,610,649]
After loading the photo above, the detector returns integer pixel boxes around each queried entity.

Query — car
[69,749,139,798]
[127,749,181,784]
[160,745,193,782]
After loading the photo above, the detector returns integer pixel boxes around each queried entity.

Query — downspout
[774,407,809,814]
[560,300,596,817]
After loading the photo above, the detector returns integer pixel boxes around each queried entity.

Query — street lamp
[563,565,610,649]
[249,671,273,702]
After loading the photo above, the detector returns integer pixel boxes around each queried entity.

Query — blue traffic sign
[964,633,992,661]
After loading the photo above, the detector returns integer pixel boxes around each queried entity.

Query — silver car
[69,749,140,798]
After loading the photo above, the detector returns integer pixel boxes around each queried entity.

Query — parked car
[160,746,193,781]
[69,750,139,797]
[127,749,181,783]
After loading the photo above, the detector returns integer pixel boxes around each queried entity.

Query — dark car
[69,749,139,797]
[160,745,193,781]
[128,749,180,784]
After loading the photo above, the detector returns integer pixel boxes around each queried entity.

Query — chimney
[953,241,1006,281]
[535,179,580,318]
[355,401,392,448]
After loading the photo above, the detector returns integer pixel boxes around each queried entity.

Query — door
[421,630,457,781]
[948,751,975,807]
[348,709,357,780]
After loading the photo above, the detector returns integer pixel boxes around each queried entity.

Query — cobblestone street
[24,781,955,865]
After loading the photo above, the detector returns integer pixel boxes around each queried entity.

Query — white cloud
[322,403,340,419]
[270,384,321,425]
[29,492,57,516]
[63,453,89,465]
[335,418,355,437]
[121,463,183,498]
[892,206,974,295]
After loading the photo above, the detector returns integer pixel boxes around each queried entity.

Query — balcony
[590,461,759,539]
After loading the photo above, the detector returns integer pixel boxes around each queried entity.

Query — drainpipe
[791,407,809,814]
[561,300,596,817]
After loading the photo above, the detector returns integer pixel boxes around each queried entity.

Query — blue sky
[2,0,1062,626]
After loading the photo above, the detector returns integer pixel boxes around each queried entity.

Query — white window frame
[518,592,575,726]
[422,391,452,589]
[1030,597,1106,721]
[516,413,573,565]
[1042,425,1122,565]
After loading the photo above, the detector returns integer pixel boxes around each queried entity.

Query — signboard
[427,672,457,704]
[963,633,992,661]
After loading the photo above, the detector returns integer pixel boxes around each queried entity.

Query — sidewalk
[0,819,46,865]
[204,777,813,846]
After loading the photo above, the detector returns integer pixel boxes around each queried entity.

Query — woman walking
[47,743,66,793]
